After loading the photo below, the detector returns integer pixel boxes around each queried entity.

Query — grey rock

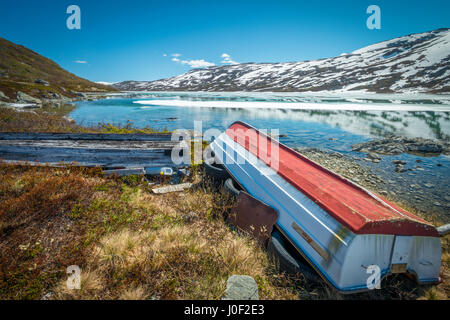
[222,275,259,300]
[352,135,449,156]
[0,90,8,101]
[437,224,450,236]
[182,211,198,223]
[17,91,42,104]
[393,160,406,165]
[35,79,50,86]
[367,152,382,160]
[73,92,87,98]
[41,292,53,300]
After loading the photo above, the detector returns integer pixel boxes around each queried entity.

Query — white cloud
[180,59,215,68]
[74,60,88,64]
[165,53,214,68]
[221,53,238,65]
[163,53,167,57]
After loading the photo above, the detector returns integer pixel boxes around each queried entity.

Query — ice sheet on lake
[134,99,450,112]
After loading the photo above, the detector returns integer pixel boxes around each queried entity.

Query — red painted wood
[226,121,439,237]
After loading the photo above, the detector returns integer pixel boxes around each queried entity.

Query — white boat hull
[211,132,441,293]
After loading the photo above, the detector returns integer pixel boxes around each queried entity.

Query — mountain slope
[115,28,450,93]
[0,37,116,101]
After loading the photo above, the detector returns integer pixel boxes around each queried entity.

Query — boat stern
[336,234,442,292]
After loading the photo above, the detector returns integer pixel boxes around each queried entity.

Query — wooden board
[0,132,173,141]
[0,132,183,169]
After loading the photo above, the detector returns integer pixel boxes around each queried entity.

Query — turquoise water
[71,93,450,153]
[72,98,372,153]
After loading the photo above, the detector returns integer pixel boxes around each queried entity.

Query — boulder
[222,275,259,300]
[352,135,449,156]
[0,90,8,101]
[73,91,87,98]
[17,91,42,105]
[34,79,50,86]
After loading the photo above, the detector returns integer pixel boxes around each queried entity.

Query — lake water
[71,91,450,221]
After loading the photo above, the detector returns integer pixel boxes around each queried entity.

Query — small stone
[367,152,381,160]
[380,190,388,196]
[437,163,442,167]
[424,183,434,188]
[222,275,259,300]
[41,292,53,300]
[393,160,406,165]
[182,211,198,223]
[394,165,406,173]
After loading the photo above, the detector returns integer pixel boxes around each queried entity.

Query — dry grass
[0,106,84,133]
[51,172,298,300]
[0,164,298,300]
[1,163,447,300]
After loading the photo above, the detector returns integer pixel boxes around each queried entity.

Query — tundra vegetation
[0,106,448,300]
[0,37,116,102]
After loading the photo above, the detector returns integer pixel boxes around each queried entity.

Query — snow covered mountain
[115,28,450,93]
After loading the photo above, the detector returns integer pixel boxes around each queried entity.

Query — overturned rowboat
[209,121,442,293]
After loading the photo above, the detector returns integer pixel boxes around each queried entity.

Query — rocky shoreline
[0,91,111,110]
[295,147,449,224]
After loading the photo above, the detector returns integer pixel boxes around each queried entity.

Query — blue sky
[0,0,448,82]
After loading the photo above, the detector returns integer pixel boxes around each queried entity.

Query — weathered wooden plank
[103,168,146,176]
[0,146,178,167]
[0,133,189,169]
[0,132,174,141]
[0,140,177,149]
[152,183,193,194]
